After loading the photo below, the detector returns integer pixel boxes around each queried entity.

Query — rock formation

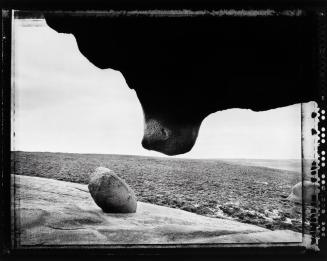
[88,167,137,213]
[11,174,311,246]
[287,181,319,204]
[45,13,318,155]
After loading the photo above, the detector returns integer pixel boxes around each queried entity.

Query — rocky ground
[14,175,307,245]
[11,151,308,233]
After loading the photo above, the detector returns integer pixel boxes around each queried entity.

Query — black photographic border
[1,0,327,258]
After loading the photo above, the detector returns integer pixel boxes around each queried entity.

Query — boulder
[88,167,137,213]
[11,174,310,246]
[287,181,319,204]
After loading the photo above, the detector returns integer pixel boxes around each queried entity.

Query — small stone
[88,167,137,213]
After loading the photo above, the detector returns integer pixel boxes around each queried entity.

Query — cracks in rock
[47,225,85,230]
[73,187,89,193]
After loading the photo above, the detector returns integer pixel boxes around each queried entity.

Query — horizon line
[10,150,303,161]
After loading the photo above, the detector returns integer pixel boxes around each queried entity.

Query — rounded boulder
[287,181,318,204]
[88,167,137,213]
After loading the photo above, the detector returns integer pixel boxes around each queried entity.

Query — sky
[11,18,303,159]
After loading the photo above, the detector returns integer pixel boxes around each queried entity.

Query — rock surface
[287,181,319,204]
[88,167,137,213]
[12,175,306,245]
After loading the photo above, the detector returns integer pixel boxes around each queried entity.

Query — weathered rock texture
[12,175,307,246]
[88,167,137,213]
[287,181,319,204]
